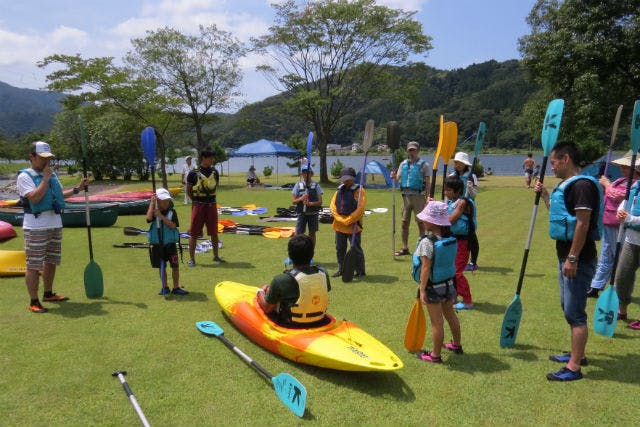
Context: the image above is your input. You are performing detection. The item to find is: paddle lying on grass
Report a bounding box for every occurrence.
[343,119,374,283]
[80,119,103,298]
[500,98,565,348]
[124,226,198,240]
[114,242,189,249]
[594,100,640,337]
[599,105,623,177]
[141,126,166,297]
[196,321,307,418]
[112,371,151,427]
[387,121,400,259]
[440,121,458,199]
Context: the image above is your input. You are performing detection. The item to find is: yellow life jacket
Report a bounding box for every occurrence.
[191,169,217,198]
[288,268,329,324]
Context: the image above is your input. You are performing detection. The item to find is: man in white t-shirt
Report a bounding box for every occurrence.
[181,156,195,204]
[17,141,88,313]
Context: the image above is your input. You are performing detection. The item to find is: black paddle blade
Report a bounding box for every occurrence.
[387,121,400,151]
[342,249,356,283]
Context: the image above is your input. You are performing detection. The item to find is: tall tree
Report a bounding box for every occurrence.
[254,0,432,182]
[519,0,640,158]
[126,25,245,151]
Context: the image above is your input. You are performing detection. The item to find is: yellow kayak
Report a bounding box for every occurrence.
[0,250,26,276]
[214,281,403,372]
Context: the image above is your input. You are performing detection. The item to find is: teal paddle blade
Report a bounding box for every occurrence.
[84,260,104,298]
[500,294,522,348]
[594,285,619,337]
[196,320,224,337]
[541,99,565,155]
[272,373,307,418]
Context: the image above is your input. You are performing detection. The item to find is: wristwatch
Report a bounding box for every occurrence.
[567,254,578,263]
[72,187,79,194]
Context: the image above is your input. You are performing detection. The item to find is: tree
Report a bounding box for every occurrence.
[254,0,432,182]
[519,0,640,159]
[126,25,245,151]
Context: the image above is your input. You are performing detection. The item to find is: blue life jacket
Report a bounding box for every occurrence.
[400,159,426,191]
[627,181,640,231]
[294,181,320,213]
[147,210,180,244]
[335,184,358,215]
[19,168,65,215]
[447,197,476,237]
[412,235,457,285]
[549,175,603,241]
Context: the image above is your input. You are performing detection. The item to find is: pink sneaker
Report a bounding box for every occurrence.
[628,320,640,330]
[444,341,464,354]
[417,350,442,363]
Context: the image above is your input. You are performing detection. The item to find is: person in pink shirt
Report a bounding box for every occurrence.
[587,154,637,299]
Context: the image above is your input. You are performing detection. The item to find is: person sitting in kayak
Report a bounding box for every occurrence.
[256,234,331,327]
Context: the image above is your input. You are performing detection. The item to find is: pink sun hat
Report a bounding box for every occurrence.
[417,201,450,226]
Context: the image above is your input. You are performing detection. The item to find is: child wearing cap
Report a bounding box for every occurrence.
[292,164,323,247]
[414,200,462,363]
[147,188,187,296]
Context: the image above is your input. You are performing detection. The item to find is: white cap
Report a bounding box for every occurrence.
[33,141,55,158]
[156,188,172,200]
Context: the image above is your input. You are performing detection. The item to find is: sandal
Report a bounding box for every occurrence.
[395,248,410,256]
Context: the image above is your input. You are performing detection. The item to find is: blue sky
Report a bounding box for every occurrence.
[0,0,536,107]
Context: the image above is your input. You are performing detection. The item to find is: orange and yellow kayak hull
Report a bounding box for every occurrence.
[214,281,403,371]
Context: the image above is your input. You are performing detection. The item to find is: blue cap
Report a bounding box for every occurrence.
[301,164,313,173]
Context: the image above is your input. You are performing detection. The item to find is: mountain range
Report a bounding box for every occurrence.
[0,81,64,137]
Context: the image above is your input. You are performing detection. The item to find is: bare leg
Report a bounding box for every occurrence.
[189,236,196,262]
[425,302,444,357]
[442,300,461,345]
[26,270,40,300]
[401,220,410,250]
[568,324,588,371]
[42,263,56,293]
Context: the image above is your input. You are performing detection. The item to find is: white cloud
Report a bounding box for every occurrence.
[375,0,427,12]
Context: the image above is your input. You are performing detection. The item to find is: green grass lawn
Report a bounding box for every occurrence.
[1,174,639,426]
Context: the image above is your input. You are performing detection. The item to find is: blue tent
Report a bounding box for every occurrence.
[356,160,393,188]
[229,139,301,183]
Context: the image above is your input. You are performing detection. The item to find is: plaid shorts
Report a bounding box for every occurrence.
[24,228,63,271]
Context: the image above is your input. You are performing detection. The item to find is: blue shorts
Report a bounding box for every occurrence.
[557,258,596,326]
[295,214,319,234]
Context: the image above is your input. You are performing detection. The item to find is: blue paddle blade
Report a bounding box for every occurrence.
[474,122,486,158]
[141,127,156,165]
[231,210,247,216]
[251,207,268,214]
[272,373,307,418]
[306,131,313,162]
[500,294,522,348]
[593,285,619,337]
[541,99,564,156]
[631,100,640,152]
[196,320,225,337]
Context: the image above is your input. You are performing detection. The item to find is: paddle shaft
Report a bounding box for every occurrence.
[601,105,624,177]
[215,332,273,379]
[112,371,151,427]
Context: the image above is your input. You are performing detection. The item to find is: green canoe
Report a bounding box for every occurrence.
[0,204,119,227]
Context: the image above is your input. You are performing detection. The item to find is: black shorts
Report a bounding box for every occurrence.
[426,279,457,304]
[149,244,179,269]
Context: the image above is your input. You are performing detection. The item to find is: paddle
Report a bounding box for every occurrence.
[112,371,151,427]
[387,121,400,259]
[303,131,313,213]
[500,98,565,347]
[429,115,445,198]
[123,226,199,240]
[195,321,307,418]
[594,100,640,337]
[440,121,458,200]
[141,126,166,296]
[599,105,623,177]
[466,122,486,199]
[343,119,374,283]
[404,289,426,352]
[80,119,103,299]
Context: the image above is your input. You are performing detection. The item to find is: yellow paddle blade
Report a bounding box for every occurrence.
[242,204,257,210]
[441,121,459,163]
[433,115,445,169]
[280,228,295,238]
[263,231,281,239]
[218,223,225,233]
[404,299,426,352]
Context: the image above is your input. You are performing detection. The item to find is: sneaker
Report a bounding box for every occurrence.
[187,260,196,267]
[464,263,478,272]
[444,341,464,354]
[628,320,640,330]
[454,301,474,310]
[29,302,48,313]
[158,287,171,296]
[353,272,366,278]
[417,350,442,363]
[546,366,583,381]
[586,288,600,298]
[549,352,588,366]
[213,256,226,263]
[332,271,342,278]
[43,293,69,302]
[171,287,189,295]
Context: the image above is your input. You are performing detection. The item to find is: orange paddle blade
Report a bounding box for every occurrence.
[441,121,459,163]
[404,299,426,352]
[279,228,295,238]
[218,219,238,228]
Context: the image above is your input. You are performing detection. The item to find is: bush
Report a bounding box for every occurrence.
[330,159,344,178]
[263,166,273,177]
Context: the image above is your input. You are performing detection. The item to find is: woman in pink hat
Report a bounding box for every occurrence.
[414,200,463,363]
